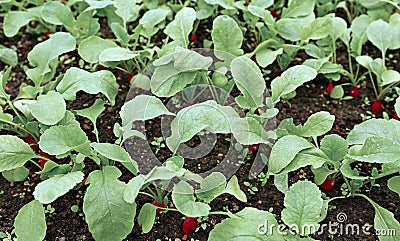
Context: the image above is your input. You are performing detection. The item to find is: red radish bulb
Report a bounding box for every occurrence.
[152,201,166,216]
[350,85,360,98]
[190,34,198,42]
[371,100,384,114]
[321,177,335,191]
[82,177,87,186]
[44,30,52,39]
[248,144,259,152]
[326,82,334,94]
[127,73,134,84]
[23,136,38,152]
[393,111,400,120]
[97,65,106,70]
[38,150,50,168]
[182,217,198,234]
[271,10,281,19]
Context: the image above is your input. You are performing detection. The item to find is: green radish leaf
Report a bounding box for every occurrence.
[395,97,400,115]
[164,7,196,47]
[271,65,317,104]
[347,119,400,145]
[172,181,211,217]
[99,47,138,62]
[91,143,135,165]
[347,137,400,163]
[166,101,237,152]
[212,15,243,61]
[312,166,336,185]
[26,91,66,125]
[56,67,118,105]
[301,16,332,41]
[388,176,400,196]
[274,173,289,194]
[124,174,146,203]
[330,17,347,41]
[113,0,140,27]
[196,0,213,20]
[277,148,329,175]
[330,85,344,99]
[281,0,315,18]
[275,16,314,42]
[4,11,36,37]
[231,117,275,145]
[14,200,46,241]
[204,0,235,9]
[389,13,400,50]
[40,1,75,29]
[256,48,283,68]
[196,172,226,203]
[84,0,114,12]
[150,69,195,97]
[121,95,174,126]
[381,70,400,86]
[224,175,247,202]
[356,55,373,70]
[2,166,29,182]
[75,11,100,40]
[301,111,335,137]
[138,203,157,233]
[139,9,171,39]
[0,46,18,66]
[362,195,400,241]
[150,50,212,97]
[39,125,89,156]
[0,68,11,99]
[209,218,269,241]
[78,36,118,63]
[268,135,313,174]
[209,207,284,241]
[0,135,36,172]
[110,22,130,45]
[26,32,76,85]
[33,171,84,204]
[281,180,323,236]
[83,166,136,241]
[320,134,348,162]
[75,99,106,137]
[231,56,265,108]
[367,19,392,55]
[145,166,180,183]
[350,15,373,56]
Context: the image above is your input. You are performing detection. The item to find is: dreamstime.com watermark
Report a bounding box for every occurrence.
[257,213,396,237]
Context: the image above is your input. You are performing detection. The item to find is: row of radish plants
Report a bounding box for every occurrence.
[0,0,400,240]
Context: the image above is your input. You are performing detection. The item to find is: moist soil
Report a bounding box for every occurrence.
[1,15,400,241]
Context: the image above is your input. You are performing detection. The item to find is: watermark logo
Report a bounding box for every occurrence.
[257,212,396,237]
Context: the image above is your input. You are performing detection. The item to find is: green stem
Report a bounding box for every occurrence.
[327,196,346,203]
[139,191,157,200]
[209,211,230,216]
[342,176,353,196]
[7,100,26,126]
[29,160,43,170]
[1,119,36,141]
[368,71,379,98]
